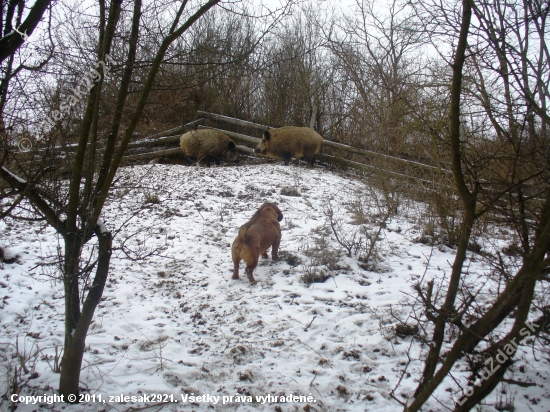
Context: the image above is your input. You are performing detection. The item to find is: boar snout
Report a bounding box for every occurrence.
[226,151,239,162]
[254,143,265,153]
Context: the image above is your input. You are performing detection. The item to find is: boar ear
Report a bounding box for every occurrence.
[263,130,271,140]
[228,141,235,150]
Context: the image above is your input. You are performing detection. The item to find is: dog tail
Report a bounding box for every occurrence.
[236,204,268,239]
[237,215,260,239]
[237,223,251,239]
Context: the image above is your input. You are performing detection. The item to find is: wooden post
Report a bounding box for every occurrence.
[309,105,317,129]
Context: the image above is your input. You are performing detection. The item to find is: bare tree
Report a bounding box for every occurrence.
[0,0,223,400]
[255,6,332,129]
[406,0,550,410]
[325,0,429,158]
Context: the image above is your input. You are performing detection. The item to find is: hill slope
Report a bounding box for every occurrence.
[1,163,548,411]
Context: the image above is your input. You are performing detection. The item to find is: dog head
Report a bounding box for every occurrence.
[259,202,283,222]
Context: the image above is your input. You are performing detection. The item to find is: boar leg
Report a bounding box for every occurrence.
[283,153,291,165]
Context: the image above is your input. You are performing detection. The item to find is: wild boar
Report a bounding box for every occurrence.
[254,126,323,165]
[179,129,238,166]
[231,202,283,284]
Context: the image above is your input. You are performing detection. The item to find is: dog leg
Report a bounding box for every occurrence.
[232,258,240,280]
[245,267,257,285]
[272,236,281,260]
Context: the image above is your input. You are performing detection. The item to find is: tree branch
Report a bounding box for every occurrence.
[0,0,52,63]
[0,166,66,234]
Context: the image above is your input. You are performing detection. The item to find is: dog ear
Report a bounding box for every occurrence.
[275,206,283,222]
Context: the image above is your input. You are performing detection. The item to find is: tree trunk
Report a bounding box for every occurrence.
[413,0,475,399]
[63,233,82,332]
[59,229,112,400]
[59,234,85,399]
[58,336,86,401]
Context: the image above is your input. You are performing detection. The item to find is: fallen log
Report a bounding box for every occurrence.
[197,125,262,146]
[141,118,205,140]
[128,119,205,149]
[197,111,269,131]
[235,145,273,159]
[116,139,436,187]
[315,153,434,184]
[127,134,181,149]
[322,140,448,173]
[120,145,268,164]
[121,148,182,163]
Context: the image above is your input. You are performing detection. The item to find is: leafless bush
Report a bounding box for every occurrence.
[144,191,161,204]
[276,250,302,267]
[326,194,390,268]
[115,224,170,262]
[280,186,301,197]
[376,177,401,218]
[324,203,364,258]
[44,345,62,374]
[302,227,341,270]
[0,337,42,409]
[299,228,340,285]
[411,189,462,247]
[395,323,419,338]
[300,264,331,285]
[365,305,419,343]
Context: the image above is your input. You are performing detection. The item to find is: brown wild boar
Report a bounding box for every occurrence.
[179,129,238,166]
[231,202,283,284]
[254,126,323,165]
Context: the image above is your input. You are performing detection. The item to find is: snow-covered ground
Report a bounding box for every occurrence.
[1,163,548,411]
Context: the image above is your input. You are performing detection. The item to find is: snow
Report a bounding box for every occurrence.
[96,217,108,234]
[0,163,548,411]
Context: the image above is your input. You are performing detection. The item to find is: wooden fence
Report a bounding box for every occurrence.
[119,111,452,188]
[15,112,452,189]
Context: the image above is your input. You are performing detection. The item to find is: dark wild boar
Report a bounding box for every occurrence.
[179,129,238,166]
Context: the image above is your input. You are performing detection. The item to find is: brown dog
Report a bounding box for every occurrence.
[231,202,283,284]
